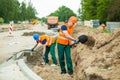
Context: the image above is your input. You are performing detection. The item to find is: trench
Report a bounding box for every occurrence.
[6,45,74,80]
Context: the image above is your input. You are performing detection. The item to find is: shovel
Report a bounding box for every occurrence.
[70,35,95,48]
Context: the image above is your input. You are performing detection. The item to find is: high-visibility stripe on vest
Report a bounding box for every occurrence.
[56,23,74,45]
[38,35,55,46]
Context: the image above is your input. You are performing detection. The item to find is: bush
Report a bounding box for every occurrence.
[0,17,4,24]
[103,29,111,34]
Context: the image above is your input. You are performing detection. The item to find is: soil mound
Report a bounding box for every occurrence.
[73,26,120,80]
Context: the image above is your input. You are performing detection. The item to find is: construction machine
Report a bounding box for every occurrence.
[31,19,39,25]
[47,16,58,29]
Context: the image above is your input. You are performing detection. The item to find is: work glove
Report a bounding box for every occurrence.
[73,39,79,44]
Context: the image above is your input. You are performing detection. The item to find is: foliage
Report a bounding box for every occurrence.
[80,0,99,20]
[48,6,76,22]
[107,0,120,21]
[0,0,19,22]
[0,0,37,23]
[80,0,120,22]
[97,0,113,22]
[103,29,111,34]
[19,2,27,21]
[0,17,4,23]
[41,17,47,23]
[26,3,37,21]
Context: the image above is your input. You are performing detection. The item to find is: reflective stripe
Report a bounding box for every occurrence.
[49,36,52,46]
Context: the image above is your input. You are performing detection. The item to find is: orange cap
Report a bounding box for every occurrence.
[69,16,77,24]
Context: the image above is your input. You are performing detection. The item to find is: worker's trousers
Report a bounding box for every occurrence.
[44,42,57,65]
[57,43,73,74]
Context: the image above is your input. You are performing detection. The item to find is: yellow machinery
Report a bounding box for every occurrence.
[31,19,39,25]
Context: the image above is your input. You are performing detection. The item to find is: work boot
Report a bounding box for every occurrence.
[61,72,66,74]
[41,62,49,65]
[68,73,73,77]
[41,62,45,65]
[50,64,57,67]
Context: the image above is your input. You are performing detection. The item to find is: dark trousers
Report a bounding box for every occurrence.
[44,42,57,65]
[57,43,73,74]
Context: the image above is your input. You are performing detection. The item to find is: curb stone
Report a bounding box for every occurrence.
[17,59,43,80]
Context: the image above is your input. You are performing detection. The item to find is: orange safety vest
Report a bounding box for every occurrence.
[56,23,74,45]
[38,35,55,46]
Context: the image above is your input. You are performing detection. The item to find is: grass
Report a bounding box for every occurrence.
[103,29,112,34]
[90,27,112,34]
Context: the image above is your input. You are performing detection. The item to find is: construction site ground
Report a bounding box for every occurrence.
[0,23,120,80]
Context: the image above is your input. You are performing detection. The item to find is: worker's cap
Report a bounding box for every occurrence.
[68,16,77,24]
[33,34,39,41]
[78,35,88,43]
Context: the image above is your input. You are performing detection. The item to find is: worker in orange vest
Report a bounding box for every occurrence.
[32,34,57,66]
[56,16,78,75]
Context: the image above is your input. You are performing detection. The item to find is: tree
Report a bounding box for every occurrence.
[19,2,27,21]
[107,0,120,21]
[80,0,120,22]
[0,0,20,22]
[77,7,82,20]
[49,6,76,22]
[12,0,20,23]
[81,0,99,20]
[26,3,37,21]
[41,17,47,22]
[0,0,37,23]
[97,0,113,22]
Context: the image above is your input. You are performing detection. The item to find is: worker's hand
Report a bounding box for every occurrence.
[74,39,79,44]
[31,48,34,51]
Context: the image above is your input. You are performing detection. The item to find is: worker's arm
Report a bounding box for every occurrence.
[62,30,75,41]
[31,41,39,51]
[42,45,46,54]
[61,25,75,41]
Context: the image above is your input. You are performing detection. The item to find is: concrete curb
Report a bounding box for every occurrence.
[17,59,43,80]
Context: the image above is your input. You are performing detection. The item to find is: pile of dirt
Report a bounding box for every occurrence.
[22,31,45,36]
[32,65,73,80]
[73,26,120,80]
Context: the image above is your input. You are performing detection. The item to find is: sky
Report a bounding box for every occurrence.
[19,0,81,18]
